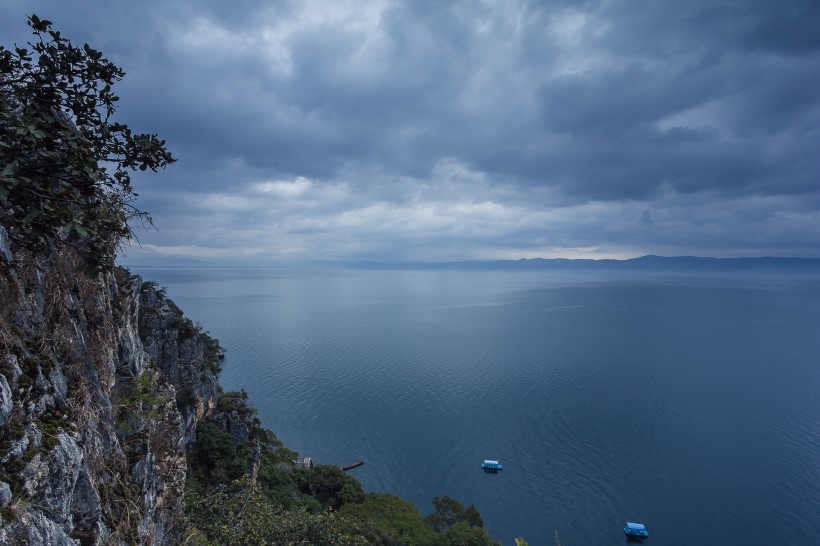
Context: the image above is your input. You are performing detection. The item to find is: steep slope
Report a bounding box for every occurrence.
[0,225,219,545]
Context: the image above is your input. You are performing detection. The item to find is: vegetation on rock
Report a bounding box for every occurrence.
[0,14,174,273]
[183,477,368,546]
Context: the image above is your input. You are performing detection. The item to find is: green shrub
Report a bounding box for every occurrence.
[292,465,364,510]
[217,390,254,414]
[187,421,247,490]
[0,15,174,273]
[185,477,367,546]
[339,493,439,546]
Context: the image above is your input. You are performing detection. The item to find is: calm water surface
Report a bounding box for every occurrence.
[133,268,820,545]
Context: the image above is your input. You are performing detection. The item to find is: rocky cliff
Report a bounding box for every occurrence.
[0,225,221,545]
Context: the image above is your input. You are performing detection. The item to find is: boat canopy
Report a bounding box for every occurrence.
[483,460,499,465]
[626,523,646,530]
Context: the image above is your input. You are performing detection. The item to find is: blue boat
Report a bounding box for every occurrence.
[623,522,649,539]
[481,460,503,473]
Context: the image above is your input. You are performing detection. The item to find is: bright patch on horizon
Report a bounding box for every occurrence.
[254,177,313,197]
[139,244,263,258]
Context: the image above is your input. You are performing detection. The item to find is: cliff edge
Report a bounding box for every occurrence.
[0,225,219,545]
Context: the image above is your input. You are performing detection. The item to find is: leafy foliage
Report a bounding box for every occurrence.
[0,14,174,272]
[292,464,365,510]
[201,330,223,373]
[185,477,368,546]
[186,417,298,504]
[115,370,170,433]
[187,421,249,490]
[424,495,498,546]
[339,493,499,546]
[438,522,499,546]
[338,493,439,546]
[216,390,253,414]
[425,495,484,533]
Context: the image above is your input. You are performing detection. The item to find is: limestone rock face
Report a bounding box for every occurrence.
[0,483,10,507]
[0,376,11,428]
[0,242,221,544]
[0,226,11,262]
[211,393,256,444]
[138,290,220,447]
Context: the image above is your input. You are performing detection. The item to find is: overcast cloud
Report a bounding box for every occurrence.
[3,0,819,263]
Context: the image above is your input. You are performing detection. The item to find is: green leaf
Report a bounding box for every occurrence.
[64,220,89,237]
[23,208,41,223]
[1,161,18,177]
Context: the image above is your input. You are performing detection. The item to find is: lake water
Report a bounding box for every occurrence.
[132,267,820,545]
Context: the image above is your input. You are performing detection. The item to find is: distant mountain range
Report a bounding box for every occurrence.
[124,255,820,272]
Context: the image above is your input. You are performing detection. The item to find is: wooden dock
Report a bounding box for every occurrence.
[341,460,364,471]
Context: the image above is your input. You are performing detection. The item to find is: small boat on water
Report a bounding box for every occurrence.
[481,460,503,473]
[341,460,364,471]
[623,522,649,539]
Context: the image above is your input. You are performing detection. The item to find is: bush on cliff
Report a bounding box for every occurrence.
[0,14,174,272]
[338,493,439,545]
[339,493,500,546]
[292,464,365,510]
[184,477,368,546]
[186,416,302,507]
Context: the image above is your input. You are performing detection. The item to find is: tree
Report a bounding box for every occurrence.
[185,477,368,546]
[340,493,502,546]
[441,522,499,546]
[187,421,248,490]
[425,495,484,533]
[0,14,174,272]
[338,492,439,546]
[293,465,364,509]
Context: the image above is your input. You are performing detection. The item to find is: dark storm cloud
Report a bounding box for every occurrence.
[2,0,818,261]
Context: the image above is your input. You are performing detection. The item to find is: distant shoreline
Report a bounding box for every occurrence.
[122,254,820,272]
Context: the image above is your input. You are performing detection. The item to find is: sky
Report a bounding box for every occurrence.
[3,0,819,264]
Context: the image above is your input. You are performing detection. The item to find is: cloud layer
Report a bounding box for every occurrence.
[3,0,819,262]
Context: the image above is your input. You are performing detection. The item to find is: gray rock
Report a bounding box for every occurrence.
[70,464,101,537]
[2,423,43,464]
[250,441,262,483]
[0,225,11,262]
[0,238,224,545]
[1,512,76,545]
[132,450,160,542]
[0,481,11,507]
[0,375,12,427]
[47,366,69,406]
[22,432,83,526]
[12,510,77,546]
[4,353,21,384]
